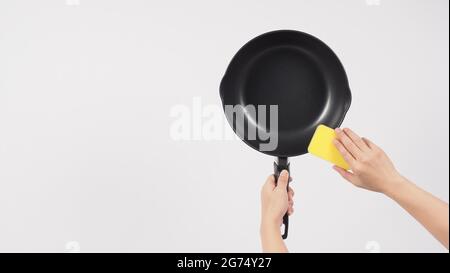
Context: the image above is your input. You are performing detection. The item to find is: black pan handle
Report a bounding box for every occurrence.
[273,157,290,240]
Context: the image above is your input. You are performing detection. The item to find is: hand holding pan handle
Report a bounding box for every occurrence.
[273,157,290,240]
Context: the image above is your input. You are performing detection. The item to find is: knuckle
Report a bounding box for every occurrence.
[341,137,350,145]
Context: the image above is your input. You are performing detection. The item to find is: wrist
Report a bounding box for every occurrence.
[260,218,288,253]
[382,175,408,197]
[261,217,281,233]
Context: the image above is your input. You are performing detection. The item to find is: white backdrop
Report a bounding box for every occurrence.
[0,0,448,252]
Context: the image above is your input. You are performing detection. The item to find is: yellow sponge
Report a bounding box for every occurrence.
[308,124,350,170]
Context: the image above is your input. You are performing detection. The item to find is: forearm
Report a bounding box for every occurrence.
[260,220,288,253]
[385,177,449,249]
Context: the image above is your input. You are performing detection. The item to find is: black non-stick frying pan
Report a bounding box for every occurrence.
[220,30,351,239]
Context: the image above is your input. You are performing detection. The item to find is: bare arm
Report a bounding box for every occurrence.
[260,171,294,253]
[385,178,449,249]
[333,128,449,249]
[260,221,288,253]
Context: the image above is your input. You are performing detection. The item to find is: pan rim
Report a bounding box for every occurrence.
[220,29,352,158]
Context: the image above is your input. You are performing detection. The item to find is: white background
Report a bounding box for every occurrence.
[0,0,448,252]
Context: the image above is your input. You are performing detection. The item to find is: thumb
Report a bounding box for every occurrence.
[333,165,355,184]
[276,170,289,190]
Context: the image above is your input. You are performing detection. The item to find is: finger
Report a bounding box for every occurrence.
[288,200,294,214]
[275,170,289,190]
[362,137,379,150]
[333,165,356,184]
[288,195,294,215]
[288,207,294,216]
[288,186,294,197]
[333,139,356,166]
[343,128,370,152]
[335,128,363,160]
[288,188,294,215]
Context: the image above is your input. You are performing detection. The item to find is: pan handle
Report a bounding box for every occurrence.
[274,157,290,240]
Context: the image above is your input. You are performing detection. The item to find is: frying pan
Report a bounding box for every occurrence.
[219,30,351,239]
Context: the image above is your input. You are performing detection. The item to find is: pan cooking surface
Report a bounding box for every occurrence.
[243,46,328,133]
[220,30,351,157]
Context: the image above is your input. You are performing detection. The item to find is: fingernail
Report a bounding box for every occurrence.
[280,170,289,178]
